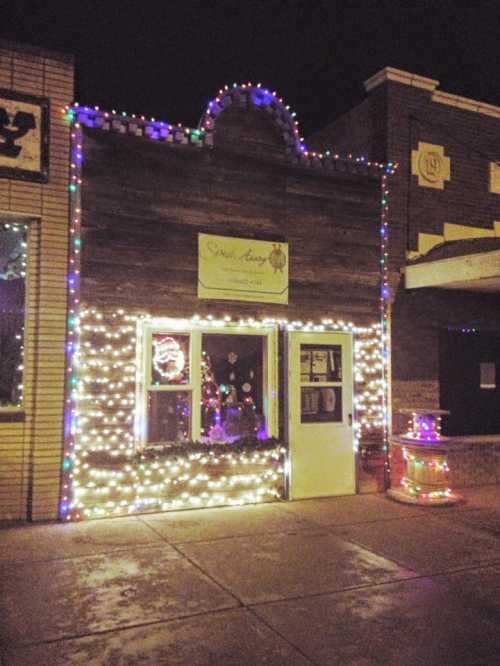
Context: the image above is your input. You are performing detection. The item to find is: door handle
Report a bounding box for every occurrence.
[348,413,352,426]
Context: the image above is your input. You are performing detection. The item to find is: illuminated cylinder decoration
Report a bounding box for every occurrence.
[387,409,462,506]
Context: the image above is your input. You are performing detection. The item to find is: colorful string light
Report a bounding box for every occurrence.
[65,82,395,173]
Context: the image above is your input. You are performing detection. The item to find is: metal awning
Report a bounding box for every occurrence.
[405,238,500,293]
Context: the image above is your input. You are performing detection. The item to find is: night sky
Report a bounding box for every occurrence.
[2,0,500,136]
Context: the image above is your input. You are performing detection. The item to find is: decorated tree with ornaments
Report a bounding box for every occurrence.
[200,351,224,441]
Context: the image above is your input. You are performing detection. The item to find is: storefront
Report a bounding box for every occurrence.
[60,85,393,520]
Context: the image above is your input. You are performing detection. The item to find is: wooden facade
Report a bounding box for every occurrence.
[58,89,390,518]
[1,46,389,521]
[0,41,73,520]
[80,106,382,323]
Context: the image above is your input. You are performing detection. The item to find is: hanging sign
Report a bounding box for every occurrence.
[0,89,49,183]
[198,233,289,304]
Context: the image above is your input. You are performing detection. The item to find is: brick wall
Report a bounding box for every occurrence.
[385,81,500,264]
[0,41,73,520]
[309,71,500,429]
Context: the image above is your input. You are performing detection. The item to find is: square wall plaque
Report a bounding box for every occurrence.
[0,89,49,183]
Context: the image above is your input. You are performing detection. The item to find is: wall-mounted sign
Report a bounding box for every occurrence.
[0,89,49,183]
[411,141,450,190]
[198,233,289,304]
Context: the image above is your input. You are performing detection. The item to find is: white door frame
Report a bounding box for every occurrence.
[286,329,355,499]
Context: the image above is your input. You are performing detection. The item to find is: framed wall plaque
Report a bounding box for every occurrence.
[0,89,50,183]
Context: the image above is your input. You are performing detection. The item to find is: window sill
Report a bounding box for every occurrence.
[0,410,25,423]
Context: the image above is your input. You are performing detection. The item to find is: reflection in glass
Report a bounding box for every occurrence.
[480,362,496,389]
[0,224,26,407]
[151,334,190,386]
[301,386,342,423]
[200,334,266,443]
[147,391,191,443]
[300,344,342,383]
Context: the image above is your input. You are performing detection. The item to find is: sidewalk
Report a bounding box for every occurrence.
[2,486,500,665]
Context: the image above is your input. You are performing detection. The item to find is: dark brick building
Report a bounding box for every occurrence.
[310,67,500,436]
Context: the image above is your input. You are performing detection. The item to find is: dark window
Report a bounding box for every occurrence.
[0,222,27,407]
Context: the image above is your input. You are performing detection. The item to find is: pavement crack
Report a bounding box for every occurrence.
[246,606,319,666]
[170,541,246,608]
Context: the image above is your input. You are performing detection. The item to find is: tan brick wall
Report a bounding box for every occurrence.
[0,41,73,520]
[391,379,440,433]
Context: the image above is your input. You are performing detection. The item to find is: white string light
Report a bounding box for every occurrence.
[64,308,386,520]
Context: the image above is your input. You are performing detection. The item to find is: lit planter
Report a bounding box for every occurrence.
[387,409,462,506]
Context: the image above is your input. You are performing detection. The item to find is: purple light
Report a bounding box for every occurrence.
[251,88,273,107]
[256,425,268,441]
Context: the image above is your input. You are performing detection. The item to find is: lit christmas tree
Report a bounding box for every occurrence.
[201,351,224,441]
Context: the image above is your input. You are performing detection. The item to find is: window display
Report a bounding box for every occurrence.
[141,327,271,447]
[151,334,189,385]
[147,391,191,443]
[201,334,266,443]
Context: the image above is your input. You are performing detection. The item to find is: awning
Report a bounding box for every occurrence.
[405,238,500,293]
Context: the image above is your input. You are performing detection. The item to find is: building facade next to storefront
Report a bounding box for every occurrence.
[0,41,73,521]
[310,67,500,437]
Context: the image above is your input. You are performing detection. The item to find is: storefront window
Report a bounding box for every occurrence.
[201,333,266,442]
[0,223,27,408]
[140,326,274,447]
[145,332,192,444]
[147,391,191,443]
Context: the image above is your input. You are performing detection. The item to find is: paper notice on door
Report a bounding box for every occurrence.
[312,350,327,374]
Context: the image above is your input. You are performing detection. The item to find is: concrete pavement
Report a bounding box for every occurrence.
[2,487,500,664]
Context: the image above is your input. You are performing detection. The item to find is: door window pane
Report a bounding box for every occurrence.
[301,386,342,423]
[200,333,266,442]
[0,224,26,407]
[480,362,496,389]
[147,391,191,443]
[151,334,190,386]
[300,344,342,382]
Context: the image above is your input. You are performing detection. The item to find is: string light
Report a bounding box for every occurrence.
[60,308,388,520]
[60,112,83,521]
[380,171,392,487]
[388,410,461,506]
[401,477,453,501]
[403,448,449,472]
[65,83,394,172]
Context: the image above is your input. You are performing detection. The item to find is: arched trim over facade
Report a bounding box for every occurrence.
[68,83,393,174]
[198,83,303,156]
